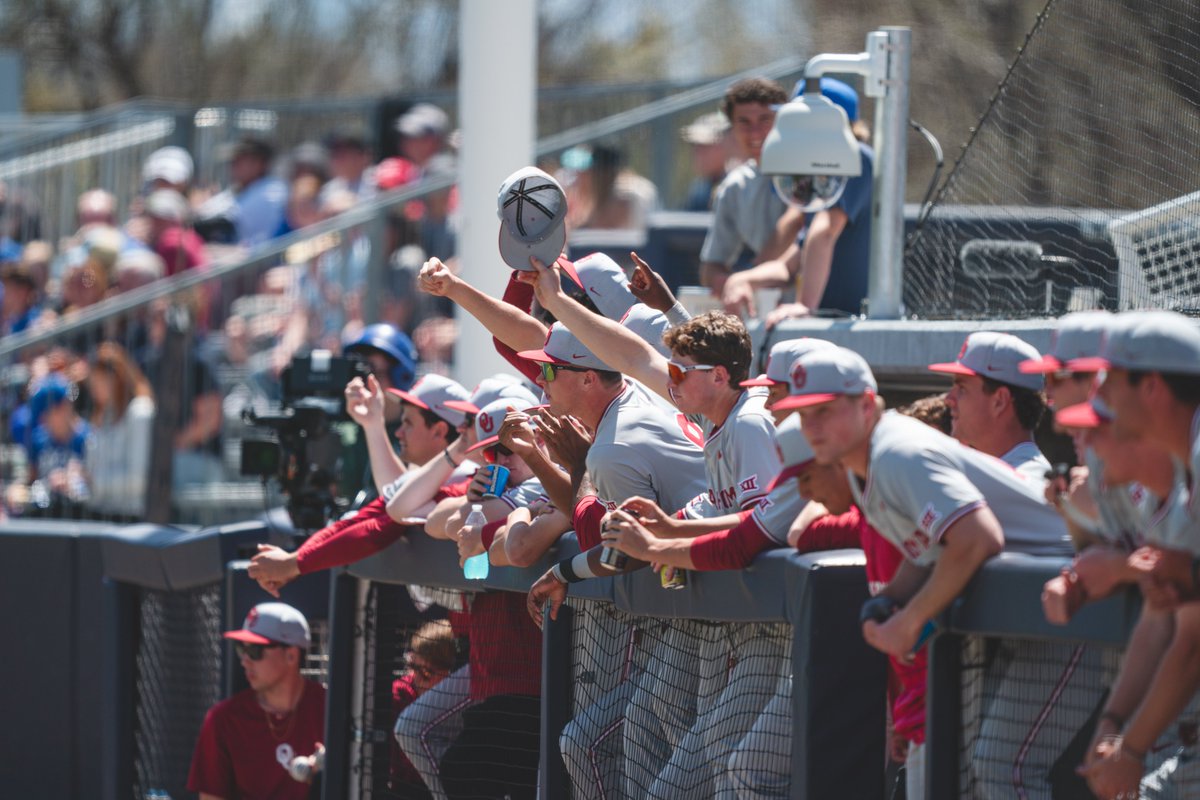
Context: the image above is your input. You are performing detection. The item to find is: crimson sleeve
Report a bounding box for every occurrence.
[494,273,542,384]
[796,506,866,553]
[480,518,505,551]
[187,706,233,797]
[435,477,473,502]
[689,510,775,571]
[572,495,608,551]
[294,497,409,574]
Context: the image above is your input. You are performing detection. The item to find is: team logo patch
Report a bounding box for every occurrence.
[276,743,295,768]
[919,503,941,534]
[957,339,969,360]
[790,362,808,390]
[246,608,259,627]
[479,413,495,433]
[740,475,759,493]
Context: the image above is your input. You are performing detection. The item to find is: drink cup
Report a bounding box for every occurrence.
[482,465,510,499]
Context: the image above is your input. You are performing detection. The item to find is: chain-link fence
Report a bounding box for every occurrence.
[904,0,1200,319]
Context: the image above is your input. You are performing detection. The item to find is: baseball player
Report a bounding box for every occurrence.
[1073,311,1200,800]
[928,331,1052,482]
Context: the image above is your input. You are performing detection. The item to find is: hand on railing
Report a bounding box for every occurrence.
[527,569,568,627]
[247,544,301,598]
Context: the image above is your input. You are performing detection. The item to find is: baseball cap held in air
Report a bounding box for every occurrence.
[497,167,569,271]
[771,346,877,411]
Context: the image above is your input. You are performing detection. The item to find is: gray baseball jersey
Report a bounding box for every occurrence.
[501,477,550,511]
[1000,441,1052,486]
[1142,460,1200,555]
[1082,447,1156,549]
[699,160,788,267]
[747,416,809,544]
[588,382,707,513]
[681,390,782,519]
[849,412,1071,566]
[1190,407,1200,516]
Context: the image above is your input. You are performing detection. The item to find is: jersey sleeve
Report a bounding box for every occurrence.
[689,510,776,571]
[874,444,987,566]
[295,497,408,574]
[572,495,608,551]
[747,471,807,545]
[187,705,235,798]
[501,478,549,510]
[795,507,866,553]
[699,178,742,266]
[492,272,542,384]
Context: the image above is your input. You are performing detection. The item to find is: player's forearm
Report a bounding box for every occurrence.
[505,509,571,568]
[898,529,999,628]
[663,512,747,538]
[1123,604,1200,754]
[726,259,791,289]
[362,420,405,492]
[385,451,460,521]
[700,261,731,292]
[1104,605,1174,722]
[755,207,806,264]
[522,448,573,513]
[540,291,668,392]
[449,277,547,352]
[797,233,836,310]
[643,536,698,570]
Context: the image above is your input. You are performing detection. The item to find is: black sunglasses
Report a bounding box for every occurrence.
[482,443,514,464]
[234,641,284,661]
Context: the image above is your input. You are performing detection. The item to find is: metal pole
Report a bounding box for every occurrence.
[867,27,910,319]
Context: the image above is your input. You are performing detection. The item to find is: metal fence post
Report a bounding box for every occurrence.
[539,604,575,800]
[322,571,359,800]
[925,631,963,799]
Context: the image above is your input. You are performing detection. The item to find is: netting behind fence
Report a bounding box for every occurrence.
[564,597,794,800]
[904,0,1200,319]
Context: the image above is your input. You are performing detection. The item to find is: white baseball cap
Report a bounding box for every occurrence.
[387,374,472,427]
[620,303,671,358]
[224,602,311,648]
[1071,310,1200,375]
[680,112,731,146]
[928,331,1044,391]
[445,374,538,416]
[142,146,194,186]
[772,346,878,410]
[742,337,837,387]
[497,167,573,279]
[574,252,637,320]
[1020,311,1112,374]
[465,396,541,453]
[517,323,614,373]
[775,415,816,469]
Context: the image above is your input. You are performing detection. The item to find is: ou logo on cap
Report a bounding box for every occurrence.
[957,339,970,360]
[480,413,495,433]
[790,362,808,390]
[246,608,259,627]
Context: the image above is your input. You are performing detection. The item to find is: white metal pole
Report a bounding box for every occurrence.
[454,0,538,388]
[867,27,911,319]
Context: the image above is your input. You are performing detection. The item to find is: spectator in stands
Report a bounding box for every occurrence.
[188,602,325,800]
[1,256,44,335]
[680,111,734,212]
[721,78,874,320]
[196,136,288,247]
[927,331,1050,481]
[144,189,207,277]
[390,620,456,799]
[697,77,790,294]
[14,374,90,515]
[321,129,376,203]
[561,143,659,231]
[112,248,166,294]
[142,146,194,194]
[396,103,451,172]
[84,342,155,519]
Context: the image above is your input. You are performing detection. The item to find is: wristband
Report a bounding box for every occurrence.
[664,301,690,326]
[554,552,598,584]
[550,563,569,584]
[443,448,460,468]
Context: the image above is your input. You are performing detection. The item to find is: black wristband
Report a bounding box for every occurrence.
[443,448,459,468]
[1099,710,1125,728]
[557,556,582,584]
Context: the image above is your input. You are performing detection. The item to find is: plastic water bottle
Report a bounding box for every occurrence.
[462,504,490,580]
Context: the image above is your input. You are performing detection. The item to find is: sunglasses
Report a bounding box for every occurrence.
[481,443,514,464]
[667,360,720,383]
[461,412,477,429]
[234,641,284,661]
[538,362,586,383]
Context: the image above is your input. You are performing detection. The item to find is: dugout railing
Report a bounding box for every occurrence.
[925,553,1141,800]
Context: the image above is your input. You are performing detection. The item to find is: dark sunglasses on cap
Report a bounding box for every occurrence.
[667,360,720,383]
[234,641,284,661]
[481,443,514,464]
[462,412,477,429]
[538,362,587,383]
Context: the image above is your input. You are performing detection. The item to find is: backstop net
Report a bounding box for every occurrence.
[903,0,1200,319]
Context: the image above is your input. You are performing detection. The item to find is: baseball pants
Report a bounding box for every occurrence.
[394,663,475,800]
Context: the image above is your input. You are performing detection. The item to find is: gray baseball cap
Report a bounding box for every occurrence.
[620,303,671,358]
[742,337,837,387]
[445,374,539,415]
[517,322,614,373]
[574,252,637,320]
[929,331,1044,391]
[497,167,569,274]
[1071,310,1200,375]
[387,374,472,427]
[224,602,311,648]
[1020,311,1112,374]
[772,346,878,410]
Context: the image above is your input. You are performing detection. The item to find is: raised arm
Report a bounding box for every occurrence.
[520,257,672,401]
[385,432,474,521]
[344,375,406,491]
[418,257,548,352]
